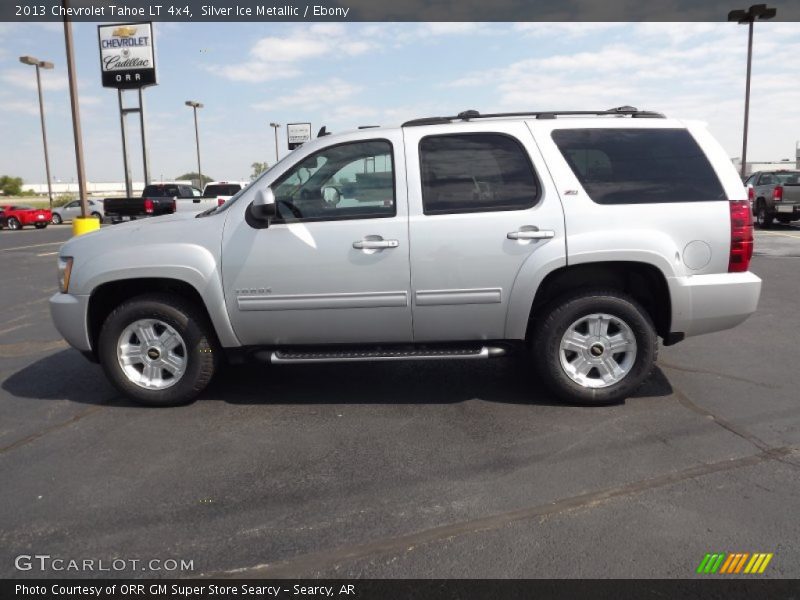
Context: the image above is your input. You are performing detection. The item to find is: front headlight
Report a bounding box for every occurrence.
[58,256,73,293]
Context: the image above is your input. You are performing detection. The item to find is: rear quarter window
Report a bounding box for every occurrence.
[551,128,726,204]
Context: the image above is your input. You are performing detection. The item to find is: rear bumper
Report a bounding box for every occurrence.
[774,203,800,216]
[669,272,761,338]
[49,293,92,352]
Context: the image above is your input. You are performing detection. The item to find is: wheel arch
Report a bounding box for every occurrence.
[86,277,238,360]
[524,261,673,342]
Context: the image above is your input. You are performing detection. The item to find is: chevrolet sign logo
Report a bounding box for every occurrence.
[112,26,138,38]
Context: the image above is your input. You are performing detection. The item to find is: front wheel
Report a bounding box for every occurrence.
[98,294,218,406]
[51,213,63,225]
[531,290,658,405]
[7,217,21,230]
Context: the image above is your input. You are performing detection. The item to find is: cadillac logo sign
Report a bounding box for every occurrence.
[98,22,157,89]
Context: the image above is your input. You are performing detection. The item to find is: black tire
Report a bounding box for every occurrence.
[51,213,63,225]
[98,293,218,406]
[34,222,47,229]
[755,201,773,228]
[531,290,658,405]
[7,217,21,231]
[777,216,792,225]
[91,212,102,220]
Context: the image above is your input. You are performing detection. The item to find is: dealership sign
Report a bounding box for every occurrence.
[287,123,312,150]
[98,22,157,89]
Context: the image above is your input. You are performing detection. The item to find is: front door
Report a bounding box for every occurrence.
[221,133,413,346]
[403,121,567,341]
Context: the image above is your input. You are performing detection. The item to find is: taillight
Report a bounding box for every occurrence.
[171,199,177,213]
[144,198,154,214]
[773,185,783,202]
[747,186,755,201]
[729,200,754,273]
[217,197,225,207]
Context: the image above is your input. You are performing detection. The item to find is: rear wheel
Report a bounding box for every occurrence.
[7,217,21,231]
[755,201,773,228]
[531,290,658,405]
[51,213,63,225]
[91,211,102,220]
[98,294,218,406]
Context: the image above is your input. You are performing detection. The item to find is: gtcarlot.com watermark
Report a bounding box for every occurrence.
[15,554,194,573]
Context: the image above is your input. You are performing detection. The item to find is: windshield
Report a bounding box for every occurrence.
[203,184,242,197]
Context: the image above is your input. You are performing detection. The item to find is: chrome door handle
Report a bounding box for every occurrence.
[353,239,399,250]
[507,229,555,240]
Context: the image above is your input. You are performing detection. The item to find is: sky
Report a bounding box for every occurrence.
[0,21,799,185]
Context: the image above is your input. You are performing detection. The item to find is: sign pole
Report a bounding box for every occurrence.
[138,88,151,186]
[118,89,133,198]
[63,0,88,218]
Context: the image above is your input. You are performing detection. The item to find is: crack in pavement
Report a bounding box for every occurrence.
[660,361,780,390]
[208,445,797,579]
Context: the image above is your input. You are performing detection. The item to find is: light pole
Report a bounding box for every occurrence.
[270,122,281,163]
[728,4,777,179]
[19,56,54,209]
[186,101,204,191]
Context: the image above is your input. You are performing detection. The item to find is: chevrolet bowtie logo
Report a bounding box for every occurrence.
[112,26,138,38]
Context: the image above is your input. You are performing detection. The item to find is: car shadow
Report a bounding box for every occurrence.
[3,348,674,408]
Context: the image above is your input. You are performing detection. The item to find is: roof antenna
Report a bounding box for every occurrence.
[317,126,330,137]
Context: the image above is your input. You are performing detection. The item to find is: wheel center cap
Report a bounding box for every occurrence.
[590,343,605,357]
[147,347,161,360]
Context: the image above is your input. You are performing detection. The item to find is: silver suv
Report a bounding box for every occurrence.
[50,107,761,407]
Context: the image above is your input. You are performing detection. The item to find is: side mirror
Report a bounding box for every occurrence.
[251,188,277,222]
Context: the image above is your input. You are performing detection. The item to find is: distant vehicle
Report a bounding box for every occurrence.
[103,183,216,223]
[202,181,249,207]
[0,205,51,230]
[744,170,800,227]
[51,199,104,224]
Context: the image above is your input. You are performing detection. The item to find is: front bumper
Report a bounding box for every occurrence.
[49,293,92,352]
[669,271,762,338]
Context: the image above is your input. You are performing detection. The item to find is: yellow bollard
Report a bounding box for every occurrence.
[72,216,101,237]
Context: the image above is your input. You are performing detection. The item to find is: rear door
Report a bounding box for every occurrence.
[403,121,567,341]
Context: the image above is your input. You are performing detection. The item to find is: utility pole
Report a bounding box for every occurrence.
[728,4,777,179]
[186,101,204,191]
[19,56,54,209]
[270,122,281,163]
[62,0,89,218]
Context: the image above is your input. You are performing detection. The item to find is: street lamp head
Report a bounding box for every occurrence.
[19,55,40,66]
[728,4,777,23]
[39,61,54,70]
[185,100,203,108]
[270,122,280,128]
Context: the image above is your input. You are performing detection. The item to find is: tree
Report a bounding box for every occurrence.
[175,172,213,187]
[250,162,269,181]
[0,175,24,196]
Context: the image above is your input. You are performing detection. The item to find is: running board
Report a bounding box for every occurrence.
[270,346,506,364]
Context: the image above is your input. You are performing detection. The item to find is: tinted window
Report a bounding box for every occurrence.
[204,184,242,197]
[143,185,180,197]
[419,134,539,215]
[272,140,395,222]
[552,128,726,204]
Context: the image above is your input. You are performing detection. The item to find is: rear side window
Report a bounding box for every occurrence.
[551,128,726,204]
[204,184,242,197]
[419,133,539,215]
[143,185,180,197]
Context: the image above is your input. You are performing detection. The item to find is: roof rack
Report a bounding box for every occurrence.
[401,106,665,127]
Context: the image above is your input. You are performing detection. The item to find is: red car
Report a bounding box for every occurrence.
[0,205,52,230]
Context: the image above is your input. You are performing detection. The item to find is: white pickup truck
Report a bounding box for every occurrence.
[51,107,761,407]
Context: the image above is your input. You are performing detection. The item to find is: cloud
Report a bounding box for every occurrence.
[209,26,375,83]
[2,101,41,116]
[252,79,362,111]
[0,69,69,92]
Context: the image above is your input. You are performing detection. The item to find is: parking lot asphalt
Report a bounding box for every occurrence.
[1,223,799,579]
